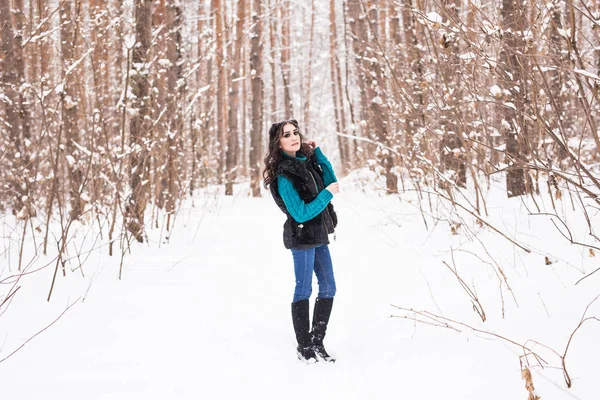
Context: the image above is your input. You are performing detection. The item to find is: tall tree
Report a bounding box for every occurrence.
[250,0,264,197]
[225,0,246,195]
[164,0,184,226]
[543,0,568,165]
[439,0,467,188]
[0,0,27,215]
[328,0,348,174]
[89,0,113,205]
[348,0,397,193]
[213,0,227,183]
[400,0,425,153]
[197,0,212,188]
[500,0,528,197]
[13,0,32,192]
[346,0,368,140]
[303,0,316,131]
[268,0,278,118]
[128,0,153,241]
[280,0,293,117]
[153,0,168,213]
[60,0,84,219]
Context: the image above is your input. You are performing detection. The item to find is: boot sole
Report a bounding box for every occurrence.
[315,353,336,363]
[297,351,318,364]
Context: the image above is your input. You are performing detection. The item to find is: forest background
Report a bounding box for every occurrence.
[1,0,600,397]
[3,0,600,244]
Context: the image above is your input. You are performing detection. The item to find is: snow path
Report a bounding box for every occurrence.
[0,185,595,399]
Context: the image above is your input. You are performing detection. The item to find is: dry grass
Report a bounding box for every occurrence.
[521,367,540,400]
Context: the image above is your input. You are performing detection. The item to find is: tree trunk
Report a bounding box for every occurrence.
[242,22,249,177]
[303,0,316,131]
[439,0,467,188]
[545,0,568,165]
[153,0,167,212]
[13,0,32,180]
[60,0,84,219]
[280,0,293,117]
[213,0,227,183]
[165,0,183,224]
[89,0,112,205]
[329,0,348,175]
[346,0,368,130]
[225,0,246,195]
[250,0,264,197]
[500,0,527,197]
[400,0,425,152]
[348,0,397,193]
[128,0,152,242]
[0,0,26,215]
[195,0,210,188]
[269,0,278,118]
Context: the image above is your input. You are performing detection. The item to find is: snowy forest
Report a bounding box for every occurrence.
[2,0,600,399]
[2,0,600,241]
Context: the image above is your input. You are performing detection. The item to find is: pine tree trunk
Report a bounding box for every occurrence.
[281,1,293,117]
[545,0,568,165]
[303,0,315,131]
[346,0,368,130]
[250,0,264,197]
[348,0,397,193]
[60,0,84,220]
[269,0,278,118]
[196,0,209,188]
[0,0,26,214]
[13,0,32,178]
[501,0,527,197]
[225,0,246,195]
[128,0,153,242]
[242,32,249,177]
[213,0,228,183]
[400,0,425,153]
[165,0,183,223]
[439,0,467,188]
[89,0,112,205]
[153,0,167,211]
[329,0,348,175]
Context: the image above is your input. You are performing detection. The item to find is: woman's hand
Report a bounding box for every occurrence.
[325,182,340,195]
[305,140,317,149]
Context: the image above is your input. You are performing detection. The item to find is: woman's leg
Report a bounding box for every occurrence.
[291,247,316,302]
[313,245,336,299]
[311,245,336,362]
[290,248,317,362]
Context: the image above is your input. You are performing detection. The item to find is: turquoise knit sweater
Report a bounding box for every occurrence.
[277,147,337,223]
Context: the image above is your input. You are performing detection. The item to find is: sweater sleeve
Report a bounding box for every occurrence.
[314,147,337,187]
[277,175,333,223]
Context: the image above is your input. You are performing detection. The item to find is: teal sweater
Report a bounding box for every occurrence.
[277,147,337,224]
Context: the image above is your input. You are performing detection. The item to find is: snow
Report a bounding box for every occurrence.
[425,12,443,27]
[1,171,599,399]
[490,84,502,98]
[573,69,600,82]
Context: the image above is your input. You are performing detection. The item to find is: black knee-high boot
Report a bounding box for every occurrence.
[291,299,317,363]
[311,297,335,362]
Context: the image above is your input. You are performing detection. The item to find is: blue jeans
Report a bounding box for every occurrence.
[291,245,336,302]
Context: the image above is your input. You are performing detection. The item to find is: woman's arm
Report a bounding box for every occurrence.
[313,147,337,187]
[278,175,333,223]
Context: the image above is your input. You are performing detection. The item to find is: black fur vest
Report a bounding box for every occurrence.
[270,151,338,249]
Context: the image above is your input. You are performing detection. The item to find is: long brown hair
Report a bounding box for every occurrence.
[263,119,313,188]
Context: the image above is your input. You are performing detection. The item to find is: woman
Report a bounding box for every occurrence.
[263,119,340,364]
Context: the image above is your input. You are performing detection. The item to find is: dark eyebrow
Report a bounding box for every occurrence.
[283,128,298,134]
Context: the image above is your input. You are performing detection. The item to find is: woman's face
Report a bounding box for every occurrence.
[279,123,301,157]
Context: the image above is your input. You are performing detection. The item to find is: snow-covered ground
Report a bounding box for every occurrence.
[1,171,598,399]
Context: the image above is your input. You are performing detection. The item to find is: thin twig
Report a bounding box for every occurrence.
[0,297,81,364]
